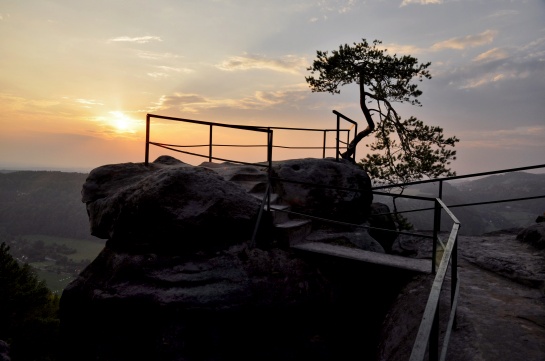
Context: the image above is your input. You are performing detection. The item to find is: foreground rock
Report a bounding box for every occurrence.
[61,156,395,361]
[81,156,261,253]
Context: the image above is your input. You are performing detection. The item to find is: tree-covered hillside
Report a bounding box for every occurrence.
[0,171,93,240]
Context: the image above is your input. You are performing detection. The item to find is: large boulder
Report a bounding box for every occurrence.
[270,158,372,224]
[82,155,261,253]
[61,156,389,360]
[368,202,398,253]
[60,244,337,361]
[517,222,545,250]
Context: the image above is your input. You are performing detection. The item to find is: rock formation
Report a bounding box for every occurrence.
[61,156,397,361]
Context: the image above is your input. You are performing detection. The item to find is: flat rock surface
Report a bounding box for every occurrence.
[381,229,545,361]
[446,231,545,361]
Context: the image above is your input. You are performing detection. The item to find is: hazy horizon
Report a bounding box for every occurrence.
[1,1,544,176]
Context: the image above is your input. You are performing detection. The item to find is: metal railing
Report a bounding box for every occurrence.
[371,163,545,361]
[145,112,356,165]
[143,111,545,361]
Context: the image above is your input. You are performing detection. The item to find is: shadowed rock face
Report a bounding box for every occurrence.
[82,156,261,253]
[271,158,373,224]
[61,156,394,361]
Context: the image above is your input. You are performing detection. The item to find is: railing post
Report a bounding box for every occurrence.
[353,122,357,160]
[430,305,440,361]
[432,199,440,274]
[452,234,458,328]
[209,125,213,162]
[336,113,340,161]
[323,130,327,158]
[145,114,150,165]
[267,128,273,212]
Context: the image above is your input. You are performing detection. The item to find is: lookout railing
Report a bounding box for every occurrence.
[143,111,545,361]
[144,112,357,166]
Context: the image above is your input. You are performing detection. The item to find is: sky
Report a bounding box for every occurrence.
[1,0,544,175]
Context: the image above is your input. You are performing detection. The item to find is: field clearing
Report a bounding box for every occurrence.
[23,234,105,261]
[33,267,74,294]
[23,234,105,292]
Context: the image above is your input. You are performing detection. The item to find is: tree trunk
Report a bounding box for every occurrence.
[340,75,375,161]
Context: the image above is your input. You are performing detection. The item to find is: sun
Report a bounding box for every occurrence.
[109,111,138,134]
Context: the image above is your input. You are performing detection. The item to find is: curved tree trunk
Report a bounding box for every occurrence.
[340,75,375,160]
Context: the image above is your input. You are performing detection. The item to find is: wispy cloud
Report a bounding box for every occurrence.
[443,37,545,89]
[431,30,497,51]
[147,66,194,79]
[150,85,309,114]
[108,36,163,44]
[460,126,545,149]
[136,50,183,60]
[75,98,104,106]
[318,0,357,14]
[216,54,308,74]
[473,48,509,63]
[400,0,443,7]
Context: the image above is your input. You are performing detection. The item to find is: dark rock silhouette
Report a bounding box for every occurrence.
[61,156,393,361]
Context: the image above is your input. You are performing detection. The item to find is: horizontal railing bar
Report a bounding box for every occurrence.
[446,194,545,208]
[151,142,343,150]
[151,143,269,168]
[372,164,545,190]
[148,113,272,133]
[274,207,435,239]
[384,194,545,216]
[409,223,459,361]
[148,113,352,134]
[440,271,460,361]
[270,176,366,194]
[373,190,437,202]
[332,110,357,126]
[267,126,351,132]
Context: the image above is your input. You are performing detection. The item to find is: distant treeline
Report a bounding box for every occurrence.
[0,171,94,240]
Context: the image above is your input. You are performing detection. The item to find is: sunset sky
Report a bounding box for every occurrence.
[1,0,544,175]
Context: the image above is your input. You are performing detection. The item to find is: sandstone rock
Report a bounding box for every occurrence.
[82,156,261,253]
[270,158,372,224]
[62,156,389,361]
[0,340,10,361]
[517,222,545,250]
[368,202,398,252]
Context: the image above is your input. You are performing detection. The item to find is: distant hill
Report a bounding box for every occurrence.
[373,171,545,236]
[1,169,543,241]
[0,171,93,239]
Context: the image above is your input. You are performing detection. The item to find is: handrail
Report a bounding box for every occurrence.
[333,110,358,161]
[145,113,353,164]
[144,112,544,361]
[372,163,545,190]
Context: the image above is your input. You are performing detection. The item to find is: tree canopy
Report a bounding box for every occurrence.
[306,39,459,185]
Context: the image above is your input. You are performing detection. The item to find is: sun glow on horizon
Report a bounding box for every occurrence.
[109,111,138,134]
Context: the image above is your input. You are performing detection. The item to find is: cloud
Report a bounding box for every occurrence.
[147,66,194,79]
[460,126,545,149]
[216,54,308,74]
[108,36,163,44]
[75,98,104,106]
[379,43,424,56]
[400,0,443,6]
[431,30,497,51]
[136,51,183,60]
[150,85,309,114]
[442,37,545,89]
[317,0,356,14]
[473,48,509,63]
